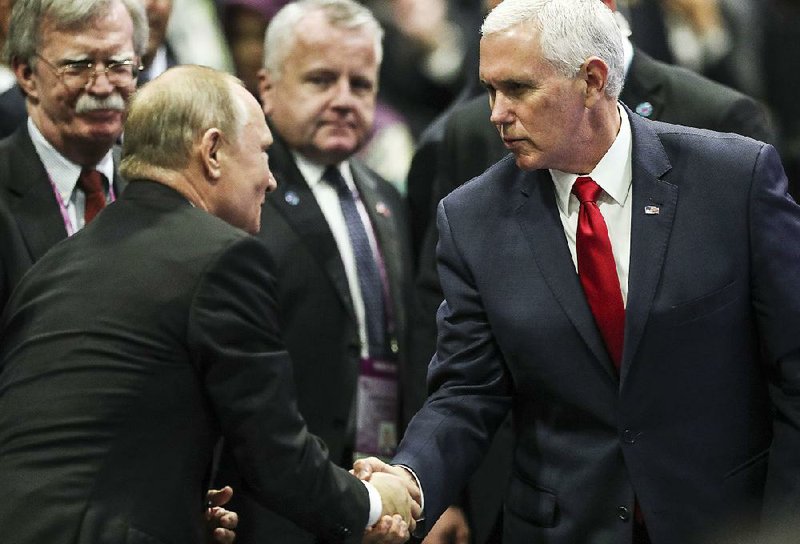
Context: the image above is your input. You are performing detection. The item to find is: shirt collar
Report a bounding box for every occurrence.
[550,103,633,213]
[292,151,354,189]
[27,117,115,203]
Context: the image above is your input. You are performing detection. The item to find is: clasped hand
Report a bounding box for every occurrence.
[352,457,422,544]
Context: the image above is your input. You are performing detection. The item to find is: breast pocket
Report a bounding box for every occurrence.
[652,280,740,327]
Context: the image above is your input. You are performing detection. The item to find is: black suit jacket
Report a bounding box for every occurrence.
[0,85,26,140]
[0,181,371,544]
[0,124,126,310]
[397,111,800,544]
[217,133,422,543]
[410,48,778,544]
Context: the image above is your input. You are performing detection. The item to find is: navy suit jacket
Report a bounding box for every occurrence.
[395,109,800,544]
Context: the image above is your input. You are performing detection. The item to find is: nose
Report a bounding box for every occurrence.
[266,171,277,193]
[330,79,357,109]
[84,67,115,94]
[489,92,513,126]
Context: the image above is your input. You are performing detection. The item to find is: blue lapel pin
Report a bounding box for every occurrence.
[635,101,654,118]
[644,205,660,215]
[284,190,300,206]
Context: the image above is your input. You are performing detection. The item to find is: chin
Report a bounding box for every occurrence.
[82,123,124,142]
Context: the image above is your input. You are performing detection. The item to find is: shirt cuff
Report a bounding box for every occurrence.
[394,464,425,513]
[362,480,383,527]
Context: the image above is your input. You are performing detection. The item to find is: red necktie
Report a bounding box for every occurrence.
[77,168,106,224]
[572,176,625,369]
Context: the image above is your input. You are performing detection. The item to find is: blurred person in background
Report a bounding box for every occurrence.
[165,0,233,72]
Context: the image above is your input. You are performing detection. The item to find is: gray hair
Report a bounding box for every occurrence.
[4,0,148,65]
[481,0,624,98]
[120,65,248,176]
[263,0,383,78]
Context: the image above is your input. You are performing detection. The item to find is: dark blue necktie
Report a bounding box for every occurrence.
[324,166,388,358]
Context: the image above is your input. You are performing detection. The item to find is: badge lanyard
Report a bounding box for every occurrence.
[49,175,116,236]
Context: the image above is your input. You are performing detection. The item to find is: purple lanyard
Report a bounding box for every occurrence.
[49,174,116,236]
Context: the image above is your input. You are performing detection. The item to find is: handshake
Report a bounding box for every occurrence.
[352,457,422,544]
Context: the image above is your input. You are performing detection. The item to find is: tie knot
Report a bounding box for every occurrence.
[78,168,105,196]
[572,176,602,204]
[323,165,348,194]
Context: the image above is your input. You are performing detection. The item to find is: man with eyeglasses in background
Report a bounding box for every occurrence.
[0,0,144,311]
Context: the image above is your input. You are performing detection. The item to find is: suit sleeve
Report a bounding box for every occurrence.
[186,235,369,543]
[718,94,777,146]
[748,144,800,520]
[393,199,513,529]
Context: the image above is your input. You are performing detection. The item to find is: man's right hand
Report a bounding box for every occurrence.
[353,456,422,507]
[368,471,421,529]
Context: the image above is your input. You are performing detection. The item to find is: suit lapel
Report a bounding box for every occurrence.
[514,168,618,382]
[3,127,69,262]
[266,137,357,323]
[619,108,676,385]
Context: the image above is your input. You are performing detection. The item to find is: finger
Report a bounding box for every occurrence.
[216,509,239,530]
[410,501,422,521]
[206,486,234,507]
[212,527,236,544]
[353,456,385,479]
[390,514,410,543]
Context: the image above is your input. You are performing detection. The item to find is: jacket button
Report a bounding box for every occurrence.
[622,429,636,444]
[618,506,631,521]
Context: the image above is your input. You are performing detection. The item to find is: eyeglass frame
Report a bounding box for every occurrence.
[32,53,144,90]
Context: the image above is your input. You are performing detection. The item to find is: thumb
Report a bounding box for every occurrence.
[206,486,234,507]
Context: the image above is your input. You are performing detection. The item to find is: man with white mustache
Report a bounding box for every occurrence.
[0,0,141,311]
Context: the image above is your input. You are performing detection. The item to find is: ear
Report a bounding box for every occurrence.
[257,68,274,117]
[199,128,223,182]
[12,57,37,99]
[581,57,610,108]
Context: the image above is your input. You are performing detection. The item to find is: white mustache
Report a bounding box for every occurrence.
[75,93,126,114]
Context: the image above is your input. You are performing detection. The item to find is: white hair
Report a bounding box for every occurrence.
[481,0,624,98]
[263,0,383,79]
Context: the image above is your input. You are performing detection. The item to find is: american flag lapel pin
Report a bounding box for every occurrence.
[644,205,660,215]
[375,202,391,218]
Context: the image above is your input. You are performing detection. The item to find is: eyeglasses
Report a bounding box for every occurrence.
[34,53,143,90]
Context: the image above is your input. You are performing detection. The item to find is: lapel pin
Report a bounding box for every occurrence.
[644,205,660,215]
[284,190,300,206]
[375,202,391,218]
[635,101,654,118]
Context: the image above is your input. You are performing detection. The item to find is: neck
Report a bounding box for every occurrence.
[568,99,621,174]
[130,164,210,211]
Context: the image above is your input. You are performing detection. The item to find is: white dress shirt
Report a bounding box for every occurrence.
[28,117,115,235]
